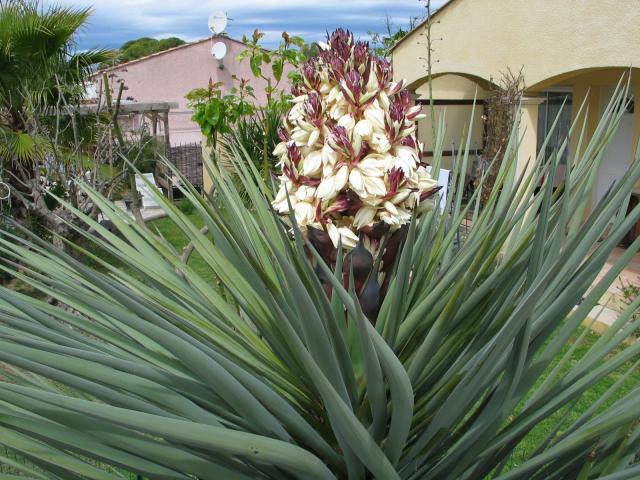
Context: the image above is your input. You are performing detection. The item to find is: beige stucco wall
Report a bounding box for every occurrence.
[634,84,640,161]
[517,98,545,179]
[415,74,488,100]
[393,0,640,91]
[394,0,640,194]
[417,105,484,170]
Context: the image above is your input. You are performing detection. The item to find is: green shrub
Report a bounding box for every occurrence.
[177,196,195,215]
[44,181,66,210]
[620,278,640,337]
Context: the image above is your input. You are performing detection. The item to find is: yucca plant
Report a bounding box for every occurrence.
[0,47,639,480]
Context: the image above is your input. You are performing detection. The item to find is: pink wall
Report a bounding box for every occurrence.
[96,37,290,145]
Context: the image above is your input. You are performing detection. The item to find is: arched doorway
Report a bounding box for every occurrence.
[527,68,640,207]
[410,73,495,171]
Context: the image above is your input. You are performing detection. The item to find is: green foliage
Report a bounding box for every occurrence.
[368,13,422,58]
[44,182,66,211]
[237,30,309,91]
[234,30,310,178]
[187,80,255,143]
[369,28,409,58]
[620,279,640,337]
[103,36,186,68]
[367,10,429,59]
[0,0,110,164]
[0,81,638,479]
[621,280,640,306]
[220,96,289,174]
[187,31,311,180]
[0,0,110,116]
[178,196,195,215]
[0,127,50,165]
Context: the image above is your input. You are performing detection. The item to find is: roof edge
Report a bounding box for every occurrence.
[389,0,456,53]
[93,36,248,76]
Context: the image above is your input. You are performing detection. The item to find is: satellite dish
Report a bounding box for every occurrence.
[212,42,227,60]
[208,11,227,35]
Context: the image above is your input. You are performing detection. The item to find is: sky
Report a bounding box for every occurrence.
[42,0,447,51]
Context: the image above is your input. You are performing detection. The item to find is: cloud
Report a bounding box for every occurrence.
[42,0,445,50]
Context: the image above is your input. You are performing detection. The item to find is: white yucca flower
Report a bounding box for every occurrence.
[272,29,439,251]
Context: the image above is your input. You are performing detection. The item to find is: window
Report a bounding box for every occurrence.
[536,90,573,165]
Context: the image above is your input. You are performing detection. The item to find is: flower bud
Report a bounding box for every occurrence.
[354,119,373,140]
[301,149,322,176]
[327,223,359,249]
[354,206,377,229]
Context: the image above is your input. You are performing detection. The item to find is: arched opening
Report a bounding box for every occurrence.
[526,67,640,94]
[410,73,495,171]
[408,72,497,94]
[527,68,640,213]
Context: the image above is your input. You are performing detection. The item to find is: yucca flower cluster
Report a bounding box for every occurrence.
[272,29,439,251]
[272,29,440,319]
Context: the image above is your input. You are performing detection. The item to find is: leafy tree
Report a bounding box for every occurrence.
[368,13,423,58]
[103,36,186,68]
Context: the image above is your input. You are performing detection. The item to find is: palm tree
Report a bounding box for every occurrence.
[0,0,110,165]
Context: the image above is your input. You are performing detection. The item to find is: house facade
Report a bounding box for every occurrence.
[94,36,285,146]
[391,0,640,208]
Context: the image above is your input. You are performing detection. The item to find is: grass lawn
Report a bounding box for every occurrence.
[147,212,216,283]
[507,329,640,470]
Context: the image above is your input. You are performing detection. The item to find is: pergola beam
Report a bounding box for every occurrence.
[48,102,178,117]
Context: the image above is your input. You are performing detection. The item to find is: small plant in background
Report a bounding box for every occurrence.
[238,30,308,89]
[237,30,308,177]
[272,29,439,319]
[620,278,640,337]
[219,94,290,175]
[186,78,255,149]
[177,196,195,215]
[187,31,308,180]
[621,279,640,304]
[368,14,421,59]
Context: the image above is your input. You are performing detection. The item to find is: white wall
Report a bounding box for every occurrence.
[594,87,634,206]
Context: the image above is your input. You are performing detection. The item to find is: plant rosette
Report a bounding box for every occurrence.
[272,29,441,320]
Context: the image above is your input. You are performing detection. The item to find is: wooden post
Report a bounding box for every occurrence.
[150,113,158,159]
[162,112,173,201]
